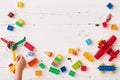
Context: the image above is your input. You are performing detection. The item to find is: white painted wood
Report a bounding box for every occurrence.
[0,0,120,80]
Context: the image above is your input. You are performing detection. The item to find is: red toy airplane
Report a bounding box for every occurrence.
[94,35,120,61]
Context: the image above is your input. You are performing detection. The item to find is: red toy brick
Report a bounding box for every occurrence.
[106,14,112,22]
[8,12,14,18]
[102,22,108,28]
[27,58,39,67]
[24,41,35,51]
[81,65,87,71]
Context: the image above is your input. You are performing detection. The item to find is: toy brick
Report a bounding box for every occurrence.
[81,65,87,71]
[18,19,24,24]
[39,63,45,69]
[53,60,59,65]
[8,12,14,18]
[107,2,113,9]
[24,41,35,51]
[51,62,57,67]
[106,14,112,22]
[111,24,117,30]
[60,66,67,72]
[72,60,82,70]
[49,67,60,75]
[83,52,93,62]
[85,39,92,45]
[102,22,108,28]
[35,70,42,76]
[44,51,53,57]
[55,57,61,62]
[57,54,62,59]
[69,70,75,77]
[7,25,14,31]
[17,2,24,7]
[68,48,74,53]
[27,58,39,67]
[28,51,34,56]
[16,21,22,27]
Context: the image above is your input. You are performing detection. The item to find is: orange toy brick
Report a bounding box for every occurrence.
[28,58,39,67]
[35,70,42,76]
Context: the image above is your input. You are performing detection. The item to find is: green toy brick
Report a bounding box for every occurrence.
[49,67,60,75]
[39,63,45,69]
[69,70,75,77]
[16,21,22,27]
[55,57,61,62]
[72,60,82,70]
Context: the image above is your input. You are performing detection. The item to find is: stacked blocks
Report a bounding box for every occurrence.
[24,41,35,51]
[49,67,60,75]
[7,25,14,31]
[17,2,24,7]
[16,18,24,27]
[68,48,80,55]
[39,63,45,69]
[81,65,87,71]
[85,39,92,45]
[72,60,82,70]
[8,63,16,73]
[8,12,14,18]
[51,54,62,67]
[83,51,93,62]
[28,51,34,56]
[107,2,113,9]
[27,58,39,67]
[35,70,42,76]
[60,66,67,72]
[69,70,75,77]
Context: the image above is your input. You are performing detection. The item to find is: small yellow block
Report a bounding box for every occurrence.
[83,52,93,62]
[17,2,24,7]
[35,70,42,76]
[111,24,117,30]
[68,48,74,53]
[18,18,24,24]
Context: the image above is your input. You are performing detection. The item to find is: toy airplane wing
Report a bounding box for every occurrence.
[106,35,116,47]
[109,50,120,61]
[94,48,105,59]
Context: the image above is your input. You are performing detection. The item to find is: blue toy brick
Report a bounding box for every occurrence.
[27,51,34,56]
[98,66,116,71]
[7,25,14,31]
[85,39,92,45]
[107,2,113,9]
[60,66,67,72]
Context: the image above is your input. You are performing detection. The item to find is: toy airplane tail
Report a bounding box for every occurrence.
[109,50,120,61]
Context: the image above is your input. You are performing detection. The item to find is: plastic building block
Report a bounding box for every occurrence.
[44,51,53,57]
[94,35,120,61]
[97,63,116,74]
[106,14,112,22]
[16,19,24,27]
[39,63,45,69]
[85,38,92,45]
[7,25,14,31]
[83,52,93,62]
[27,58,39,67]
[107,2,113,9]
[72,60,82,70]
[111,24,117,30]
[68,48,80,55]
[60,66,67,72]
[1,37,9,44]
[28,51,34,56]
[10,49,16,61]
[8,12,14,18]
[102,22,108,28]
[24,41,35,51]
[8,63,16,73]
[17,2,24,7]
[68,48,74,53]
[81,65,87,71]
[49,67,60,75]
[69,70,75,77]
[15,37,26,45]
[51,54,62,67]
[35,70,42,76]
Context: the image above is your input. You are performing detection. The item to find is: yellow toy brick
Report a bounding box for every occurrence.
[35,70,42,76]
[17,2,24,7]
[111,24,117,30]
[18,18,24,24]
[83,52,93,62]
[68,48,74,53]
[10,49,16,61]
[57,54,62,59]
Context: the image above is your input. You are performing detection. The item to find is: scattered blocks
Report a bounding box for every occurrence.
[111,24,117,30]
[72,60,82,70]
[60,66,67,72]
[107,2,113,9]
[51,54,62,67]
[7,25,14,31]
[68,70,75,77]
[83,51,93,62]
[28,51,34,56]
[24,41,35,51]
[8,12,14,18]
[39,63,45,69]
[49,67,60,75]
[17,2,24,8]
[44,51,53,57]
[85,39,92,45]
[27,58,39,67]
[35,70,42,76]
[81,65,87,71]
[16,19,24,27]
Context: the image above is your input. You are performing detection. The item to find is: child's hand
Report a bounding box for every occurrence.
[15,55,26,71]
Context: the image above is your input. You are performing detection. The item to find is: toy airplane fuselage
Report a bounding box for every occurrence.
[94,35,120,61]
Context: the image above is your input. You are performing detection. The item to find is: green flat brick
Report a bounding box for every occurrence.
[49,67,60,75]
[55,57,61,62]
[16,21,22,27]
[69,70,75,77]
[39,63,45,69]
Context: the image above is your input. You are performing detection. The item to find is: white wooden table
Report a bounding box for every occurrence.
[0,0,120,80]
